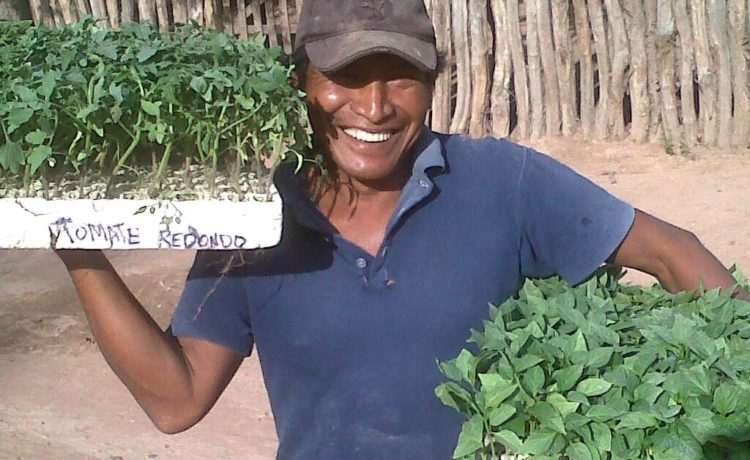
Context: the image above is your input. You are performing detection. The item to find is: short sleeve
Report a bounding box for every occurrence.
[170,251,254,356]
[518,148,635,285]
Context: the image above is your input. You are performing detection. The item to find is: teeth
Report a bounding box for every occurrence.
[343,128,392,143]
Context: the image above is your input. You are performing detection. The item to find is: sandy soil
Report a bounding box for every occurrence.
[1,139,749,459]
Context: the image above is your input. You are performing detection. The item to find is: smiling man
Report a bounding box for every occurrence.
[57,0,748,459]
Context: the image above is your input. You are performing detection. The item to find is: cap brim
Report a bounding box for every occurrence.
[305,30,437,73]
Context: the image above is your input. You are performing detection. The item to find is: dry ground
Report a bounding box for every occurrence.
[1,139,749,459]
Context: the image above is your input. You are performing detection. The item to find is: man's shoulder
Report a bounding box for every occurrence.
[431,131,530,180]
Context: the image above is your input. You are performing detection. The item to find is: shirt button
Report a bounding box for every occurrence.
[355,258,368,269]
[418,179,430,188]
[385,279,396,288]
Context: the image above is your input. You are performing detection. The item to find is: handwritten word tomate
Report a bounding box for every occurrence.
[158,226,247,249]
[53,217,141,246]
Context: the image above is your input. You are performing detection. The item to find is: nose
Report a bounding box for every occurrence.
[350,81,396,124]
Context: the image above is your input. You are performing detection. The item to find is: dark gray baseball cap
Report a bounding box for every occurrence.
[294,0,437,73]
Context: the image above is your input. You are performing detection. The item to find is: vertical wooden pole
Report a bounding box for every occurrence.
[468,0,491,137]
[154,0,170,31]
[572,0,594,139]
[551,0,575,136]
[588,0,610,140]
[58,0,79,23]
[536,0,561,136]
[707,0,732,149]
[173,0,188,24]
[625,0,650,143]
[74,0,90,17]
[264,1,277,45]
[138,0,155,24]
[430,0,452,134]
[603,0,629,139]
[247,0,261,35]
[278,0,293,53]
[450,0,471,134]
[121,0,135,23]
[526,0,545,139]
[490,0,512,137]
[728,0,749,147]
[105,0,119,27]
[673,0,697,146]
[692,0,718,146]
[656,0,682,145]
[204,0,216,28]
[49,0,65,26]
[506,0,529,139]
[187,0,204,25]
[645,1,663,141]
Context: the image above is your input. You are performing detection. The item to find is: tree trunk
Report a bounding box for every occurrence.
[604,0,629,139]
[656,0,681,146]
[536,0,561,136]
[692,0,718,146]
[450,0,471,134]
[506,0,530,139]
[430,0,451,133]
[625,0,650,142]
[490,0,512,137]
[526,0,545,139]
[727,0,749,147]
[469,0,491,137]
[673,0,698,146]
[551,0,575,136]
[707,0,732,149]
[588,0,610,139]
[572,0,594,139]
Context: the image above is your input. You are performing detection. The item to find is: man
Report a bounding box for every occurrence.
[57,0,747,458]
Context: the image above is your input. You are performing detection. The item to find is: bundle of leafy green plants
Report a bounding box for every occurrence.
[436,266,750,459]
[0,18,309,200]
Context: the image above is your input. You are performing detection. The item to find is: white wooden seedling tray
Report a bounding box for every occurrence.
[0,195,282,250]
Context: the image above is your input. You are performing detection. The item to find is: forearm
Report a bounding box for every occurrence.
[653,232,749,301]
[59,251,201,428]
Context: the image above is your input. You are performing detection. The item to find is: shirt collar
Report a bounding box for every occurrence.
[273,126,445,235]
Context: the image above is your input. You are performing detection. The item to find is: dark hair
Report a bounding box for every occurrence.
[291,48,447,90]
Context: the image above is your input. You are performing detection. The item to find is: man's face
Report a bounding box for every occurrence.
[304,53,432,188]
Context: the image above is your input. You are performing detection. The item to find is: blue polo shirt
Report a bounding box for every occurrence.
[171,129,635,459]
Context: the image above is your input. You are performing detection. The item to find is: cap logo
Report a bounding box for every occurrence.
[357,0,392,21]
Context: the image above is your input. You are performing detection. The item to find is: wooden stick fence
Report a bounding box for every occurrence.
[15,0,750,148]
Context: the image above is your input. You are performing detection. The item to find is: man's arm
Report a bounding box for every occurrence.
[58,250,244,433]
[609,209,750,301]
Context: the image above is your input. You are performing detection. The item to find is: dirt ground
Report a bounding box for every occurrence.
[1,139,749,459]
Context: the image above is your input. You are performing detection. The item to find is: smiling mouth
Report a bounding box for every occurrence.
[342,128,394,143]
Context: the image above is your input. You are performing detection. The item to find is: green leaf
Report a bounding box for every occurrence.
[566,442,593,460]
[713,383,739,415]
[452,415,484,459]
[586,404,626,422]
[24,129,48,145]
[454,349,478,385]
[478,374,517,408]
[512,354,543,373]
[496,430,523,454]
[27,145,52,175]
[547,393,580,417]
[530,402,566,434]
[521,430,556,455]
[577,378,612,397]
[137,45,158,62]
[522,365,545,396]
[616,412,658,430]
[488,404,516,426]
[0,141,25,173]
[8,107,34,132]
[591,422,612,453]
[141,100,162,117]
[40,71,57,99]
[553,364,584,392]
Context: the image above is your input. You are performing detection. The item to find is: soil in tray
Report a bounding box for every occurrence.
[0,163,276,202]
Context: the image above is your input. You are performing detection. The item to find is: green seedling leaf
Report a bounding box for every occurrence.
[521,430,556,455]
[141,100,161,117]
[8,107,34,132]
[566,442,593,460]
[489,404,516,426]
[496,430,523,453]
[522,366,545,396]
[553,364,584,392]
[24,129,48,145]
[713,382,739,415]
[616,412,658,430]
[27,145,52,175]
[0,141,25,173]
[577,378,612,397]
[452,415,484,459]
